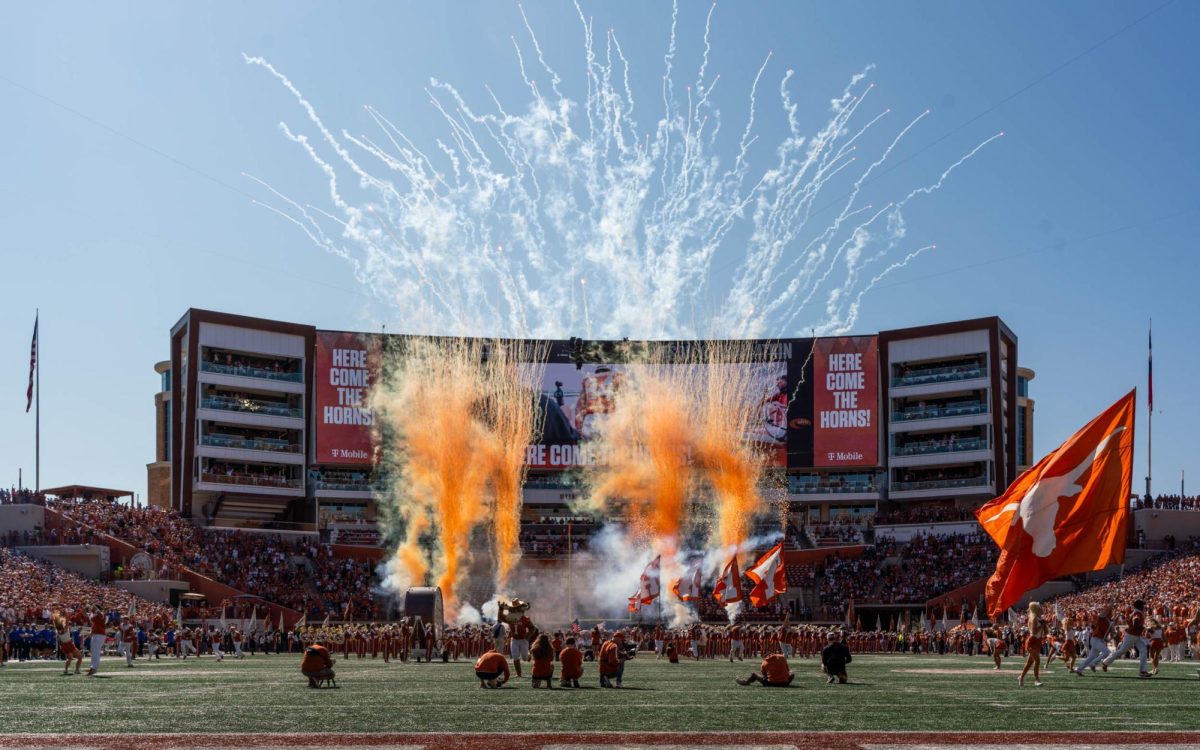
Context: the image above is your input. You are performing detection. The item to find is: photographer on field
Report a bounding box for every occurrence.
[599,630,632,688]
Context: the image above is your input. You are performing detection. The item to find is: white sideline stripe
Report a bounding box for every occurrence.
[862,746,1192,750]
[2,747,425,750]
[544,746,796,750]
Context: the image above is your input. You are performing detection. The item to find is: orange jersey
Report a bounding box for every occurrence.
[532,653,554,679]
[599,640,621,676]
[559,646,584,679]
[761,653,791,684]
[301,644,332,673]
[474,651,510,679]
[89,614,107,637]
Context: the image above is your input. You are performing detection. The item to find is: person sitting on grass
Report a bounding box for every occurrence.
[300,642,336,688]
[821,630,852,684]
[474,649,511,689]
[736,652,795,687]
[558,637,583,688]
[530,634,555,688]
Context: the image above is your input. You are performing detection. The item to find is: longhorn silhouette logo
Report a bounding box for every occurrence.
[983,426,1125,558]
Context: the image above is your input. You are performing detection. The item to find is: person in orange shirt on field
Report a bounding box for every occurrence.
[530,634,555,688]
[558,637,584,688]
[736,652,795,687]
[598,631,627,688]
[474,649,510,689]
[300,642,336,688]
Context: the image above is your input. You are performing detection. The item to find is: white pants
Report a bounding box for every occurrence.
[654,640,664,655]
[1078,636,1110,672]
[510,638,529,660]
[781,643,794,658]
[1170,642,1185,662]
[180,640,196,657]
[119,641,134,666]
[89,635,106,673]
[234,642,244,658]
[148,643,158,658]
[1103,633,1147,672]
[213,641,224,659]
[730,640,744,660]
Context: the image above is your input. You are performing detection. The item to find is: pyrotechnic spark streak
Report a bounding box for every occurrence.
[245,3,998,341]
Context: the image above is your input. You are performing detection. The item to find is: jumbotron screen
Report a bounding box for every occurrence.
[312,332,879,470]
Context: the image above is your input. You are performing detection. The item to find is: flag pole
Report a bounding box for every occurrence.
[1146,320,1152,501]
[567,521,574,626]
[35,308,39,494]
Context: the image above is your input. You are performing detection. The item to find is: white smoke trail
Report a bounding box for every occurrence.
[244,4,999,340]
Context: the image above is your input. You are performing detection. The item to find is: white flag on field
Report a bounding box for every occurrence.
[671,558,703,602]
[746,543,787,607]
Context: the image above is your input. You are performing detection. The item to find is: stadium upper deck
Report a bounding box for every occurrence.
[152,309,1025,536]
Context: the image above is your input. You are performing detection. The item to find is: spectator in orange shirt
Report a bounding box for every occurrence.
[558,637,584,688]
[474,649,510,689]
[300,642,335,688]
[736,652,795,687]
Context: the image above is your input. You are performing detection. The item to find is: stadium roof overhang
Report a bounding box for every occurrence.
[42,484,134,502]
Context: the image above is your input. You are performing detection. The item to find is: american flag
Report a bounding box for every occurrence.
[25,315,37,412]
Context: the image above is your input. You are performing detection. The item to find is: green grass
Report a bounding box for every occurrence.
[1,652,1197,733]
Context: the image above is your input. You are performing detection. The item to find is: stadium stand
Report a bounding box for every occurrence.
[0,547,173,624]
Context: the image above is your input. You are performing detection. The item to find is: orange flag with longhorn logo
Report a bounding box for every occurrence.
[976,389,1135,617]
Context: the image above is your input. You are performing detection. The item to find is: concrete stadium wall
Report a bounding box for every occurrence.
[1132,509,1200,545]
[115,579,191,604]
[18,544,109,578]
[0,503,45,534]
[873,521,980,542]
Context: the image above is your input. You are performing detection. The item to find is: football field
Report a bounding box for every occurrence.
[2,652,1199,747]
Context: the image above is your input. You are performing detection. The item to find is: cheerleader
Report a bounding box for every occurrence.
[1146,616,1165,676]
[54,615,82,675]
[1019,602,1048,687]
[985,628,1006,670]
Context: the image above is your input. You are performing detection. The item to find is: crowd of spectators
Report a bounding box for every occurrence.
[518,519,600,558]
[0,488,45,505]
[1049,540,1200,615]
[1131,494,1200,511]
[873,506,974,526]
[874,532,996,604]
[203,349,300,378]
[805,521,864,546]
[818,543,893,618]
[0,547,172,626]
[201,462,299,489]
[47,498,381,620]
[49,498,200,578]
[817,532,994,618]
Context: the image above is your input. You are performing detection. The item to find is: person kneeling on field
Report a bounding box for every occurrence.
[301,642,336,688]
[736,652,795,687]
[599,631,627,688]
[821,631,851,684]
[530,634,555,688]
[475,649,511,688]
[558,637,584,688]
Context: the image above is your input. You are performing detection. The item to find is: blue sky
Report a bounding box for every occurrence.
[1,0,1196,499]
